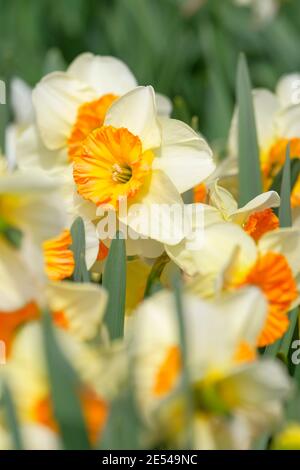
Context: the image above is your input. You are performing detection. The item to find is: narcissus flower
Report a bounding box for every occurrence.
[228,77,300,207]
[0,236,108,352]
[130,288,291,449]
[73,86,215,244]
[30,52,171,163]
[166,222,300,346]
[3,322,112,446]
[203,182,280,241]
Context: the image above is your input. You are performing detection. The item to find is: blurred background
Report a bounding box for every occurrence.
[1,0,300,150]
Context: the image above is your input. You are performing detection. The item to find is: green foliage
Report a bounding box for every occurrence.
[102,232,126,340]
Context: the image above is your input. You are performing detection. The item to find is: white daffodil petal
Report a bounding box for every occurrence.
[0,239,37,311]
[229,89,279,156]
[10,77,34,126]
[276,73,300,108]
[126,235,164,258]
[119,170,186,245]
[16,125,68,171]
[154,118,215,193]
[155,93,172,117]
[212,287,268,347]
[231,191,280,225]
[83,218,99,269]
[104,86,161,150]
[258,228,300,275]
[68,52,137,95]
[208,180,238,219]
[166,222,257,277]
[275,105,300,139]
[47,281,107,341]
[32,72,96,150]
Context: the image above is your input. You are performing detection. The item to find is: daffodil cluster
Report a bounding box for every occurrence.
[0,52,299,450]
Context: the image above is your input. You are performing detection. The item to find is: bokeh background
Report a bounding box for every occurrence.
[1,0,300,149]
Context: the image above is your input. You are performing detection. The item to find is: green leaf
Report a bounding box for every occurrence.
[0,381,23,450]
[42,311,90,450]
[172,272,194,449]
[144,252,169,298]
[70,217,90,283]
[236,53,262,206]
[270,159,300,195]
[102,231,126,340]
[279,143,292,228]
[99,387,141,450]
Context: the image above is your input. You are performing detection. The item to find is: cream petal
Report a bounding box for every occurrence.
[166,222,257,277]
[68,52,137,95]
[32,72,96,150]
[276,73,300,108]
[104,86,161,150]
[258,228,300,275]
[126,235,164,258]
[16,125,68,171]
[275,104,300,139]
[119,170,186,245]
[208,180,238,219]
[212,287,268,347]
[0,239,37,311]
[83,218,99,269]
[229,89,279,156]
[47,281,107,341]
[153,118,215,193]
[155,93,172,117]
[231,191,280,225]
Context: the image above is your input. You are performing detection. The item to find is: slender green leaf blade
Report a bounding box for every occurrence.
[103,231,126,340]
[173,272,194,448]
[236,53,262,206]
[42,311,90,450]
[0,381,23,450]
[279,144,292,228]
[70,217,90,283]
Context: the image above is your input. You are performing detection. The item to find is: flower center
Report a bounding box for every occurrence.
[112,163,132,184]
[243,208,279,241]
[73,125,153,209]
[68,94,118,161]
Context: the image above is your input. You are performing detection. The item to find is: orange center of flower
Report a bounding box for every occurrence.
[153,346,181,397]
[33,388,108,445]
[0,302,39,355]
[234,252,298,347]
[67,94,118,161]
[43,229,75,281]
[73,126,153,209]
[243,208,279,241]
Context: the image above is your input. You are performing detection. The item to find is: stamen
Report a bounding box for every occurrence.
[112,164,132,184]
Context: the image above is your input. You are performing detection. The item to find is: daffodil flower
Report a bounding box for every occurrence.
[166,221,300,346]
[227,75,300,208]
[73,86,215,245]
[130,288,291,449]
